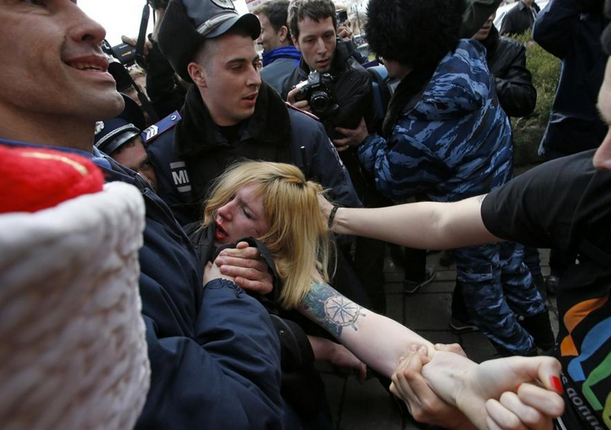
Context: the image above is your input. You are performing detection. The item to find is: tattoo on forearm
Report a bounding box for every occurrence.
[301,281,365,338]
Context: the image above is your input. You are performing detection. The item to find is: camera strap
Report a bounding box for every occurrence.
[135,3,150,68]
[131,2,159,123]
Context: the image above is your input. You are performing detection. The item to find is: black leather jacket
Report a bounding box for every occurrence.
[480,26,537,117]
[282,39,376,139]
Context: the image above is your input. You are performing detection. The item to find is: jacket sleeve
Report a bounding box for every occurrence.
[494,43,537,117]
[136,277,284,430]
[289,110,362,208]
[356,129,448,202]
[146,42,187,118]
[311,126,363,208]
[331,60,377,132]
[532,0,598,58]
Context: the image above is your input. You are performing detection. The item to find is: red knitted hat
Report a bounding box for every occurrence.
[0,145,104,214]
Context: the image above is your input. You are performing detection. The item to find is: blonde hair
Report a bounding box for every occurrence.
[204,161,334,309]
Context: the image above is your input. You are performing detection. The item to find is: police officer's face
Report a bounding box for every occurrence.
[0,0,123,134]
[214,184,269,246]
[111,138,158,192]
[294,16,336,73]
[595,57,611,171]
[189,33,262,127]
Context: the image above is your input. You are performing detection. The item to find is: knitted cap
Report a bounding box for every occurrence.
[158,0,261,82]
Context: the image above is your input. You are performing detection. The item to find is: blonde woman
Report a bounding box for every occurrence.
[193,160,564,430]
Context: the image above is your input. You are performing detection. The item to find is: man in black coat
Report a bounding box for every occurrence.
[533,0,608,292]
[500,0,541,35]
[474,12,537,117]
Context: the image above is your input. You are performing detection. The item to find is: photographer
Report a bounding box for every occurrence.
[282,0,388,312]
[282,0,375,138]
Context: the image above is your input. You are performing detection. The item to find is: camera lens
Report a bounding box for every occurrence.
[310,91,331,112]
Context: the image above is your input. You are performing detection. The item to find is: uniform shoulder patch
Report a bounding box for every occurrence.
[141,111,182,145]
[285,102,321,122]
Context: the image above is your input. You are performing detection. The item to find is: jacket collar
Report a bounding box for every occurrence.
[262,45,301,67]
[518,1,538,11]
[174,82,292,158]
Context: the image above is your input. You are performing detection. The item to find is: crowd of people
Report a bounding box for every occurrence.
[1,0,610,429]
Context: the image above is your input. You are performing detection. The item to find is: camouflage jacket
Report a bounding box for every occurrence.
[357,39,514,202]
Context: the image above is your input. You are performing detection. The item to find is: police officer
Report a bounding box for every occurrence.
[146,0,372,307]
[94,95,158,191]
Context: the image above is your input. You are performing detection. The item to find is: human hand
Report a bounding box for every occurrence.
[391,345,473,430]
[120,35,153,57]
[337,24,353,42]
[470,356,564,430]
[309,336,367,382]
[329,342,368,382]
[287,86,312,113]
[333,117,368,151]
[422,352,565,430]
[203,261,234,286]
[213,241,274,294]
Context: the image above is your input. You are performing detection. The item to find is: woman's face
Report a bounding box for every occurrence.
[214,183,269,246]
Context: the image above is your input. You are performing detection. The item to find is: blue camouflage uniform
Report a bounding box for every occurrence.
[357,39,546,355]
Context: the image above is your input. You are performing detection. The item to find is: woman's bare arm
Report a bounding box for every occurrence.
[298,278,434,378]
[321,195,501,250]
[298,278,564,430]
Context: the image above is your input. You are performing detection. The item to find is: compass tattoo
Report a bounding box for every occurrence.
[301,280,365,338]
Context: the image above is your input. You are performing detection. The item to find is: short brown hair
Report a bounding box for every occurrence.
[288,0,337,41]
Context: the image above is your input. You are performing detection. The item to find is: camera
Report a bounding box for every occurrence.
[101,40,136,66]
[336,9,348,25]
[294,71,339,119]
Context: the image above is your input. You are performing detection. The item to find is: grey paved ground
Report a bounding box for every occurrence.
[320,248,558,430]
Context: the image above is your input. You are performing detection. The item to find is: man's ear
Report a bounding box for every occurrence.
[187,62,207,87]
[292,36,301,51]
[279,25,289,43]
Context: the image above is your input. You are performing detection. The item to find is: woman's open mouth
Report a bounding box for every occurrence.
[215,221,229,241]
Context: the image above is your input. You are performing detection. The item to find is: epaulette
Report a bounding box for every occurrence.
[141,111,182,145]
[285,102,321,122]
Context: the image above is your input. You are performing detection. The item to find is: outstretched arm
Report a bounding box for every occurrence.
[297,278,435,378]
[298,278,564,430]
[320,194,500,250]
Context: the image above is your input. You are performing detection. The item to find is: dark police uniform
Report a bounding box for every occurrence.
[146,83,361,227]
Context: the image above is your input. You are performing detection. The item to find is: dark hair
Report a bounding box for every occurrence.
[365,0,466,70]
[288,0,337,41]
[254,0,292,40]
[194,25,255,70]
